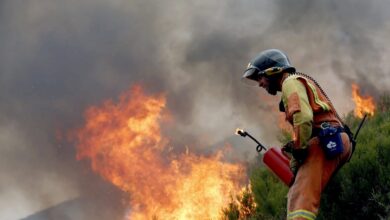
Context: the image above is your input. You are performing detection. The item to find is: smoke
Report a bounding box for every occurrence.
[1,0,390,219]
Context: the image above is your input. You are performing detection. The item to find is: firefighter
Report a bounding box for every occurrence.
[241,49,353,219]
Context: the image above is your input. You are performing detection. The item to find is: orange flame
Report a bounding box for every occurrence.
[351,83,376,118]
[235,128,244,136]
[73,85,245,219]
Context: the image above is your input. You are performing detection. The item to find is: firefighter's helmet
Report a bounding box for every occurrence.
[241,49,295,86]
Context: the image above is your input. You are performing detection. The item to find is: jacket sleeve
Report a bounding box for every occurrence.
[281,78,313,150]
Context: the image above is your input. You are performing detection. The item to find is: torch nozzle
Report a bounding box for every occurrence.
[235,128,247,137]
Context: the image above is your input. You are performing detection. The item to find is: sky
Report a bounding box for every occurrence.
[1,0,390,219]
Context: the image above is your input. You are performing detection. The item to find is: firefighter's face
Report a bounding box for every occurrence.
[258,76,269,90]
[258,75,278,95]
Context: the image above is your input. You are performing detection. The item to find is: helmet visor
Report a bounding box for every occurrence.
[241,68,260,86]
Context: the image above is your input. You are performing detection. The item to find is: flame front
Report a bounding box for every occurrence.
[351,83,376,118]
[73,85,245,219]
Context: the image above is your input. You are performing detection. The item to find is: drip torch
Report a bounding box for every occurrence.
[236,115,368,186]
[235,128,294,186]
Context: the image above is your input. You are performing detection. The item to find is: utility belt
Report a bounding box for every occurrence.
[312,124,345,138]
[312,122,345,159]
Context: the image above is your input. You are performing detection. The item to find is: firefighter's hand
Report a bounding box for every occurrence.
[290,158,299,175]
[282,141,294,154]
[292,148,308,164]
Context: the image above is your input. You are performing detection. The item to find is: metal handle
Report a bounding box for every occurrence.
[236,129,267,152]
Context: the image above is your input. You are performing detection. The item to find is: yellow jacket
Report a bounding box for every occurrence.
[281,74,341,150]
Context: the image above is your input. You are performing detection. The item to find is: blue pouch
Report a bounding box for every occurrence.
[318,123,344,159]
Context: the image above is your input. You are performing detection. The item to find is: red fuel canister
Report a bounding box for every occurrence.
[262,147,294,186]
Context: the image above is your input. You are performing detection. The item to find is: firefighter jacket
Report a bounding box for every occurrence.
[281,74,341,151]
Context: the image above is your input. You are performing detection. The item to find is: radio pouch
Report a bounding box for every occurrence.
[318,123,344,159]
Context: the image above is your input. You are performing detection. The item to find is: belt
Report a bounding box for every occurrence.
[312,126,345,138]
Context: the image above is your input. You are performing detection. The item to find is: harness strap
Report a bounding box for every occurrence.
[311,126,345,138]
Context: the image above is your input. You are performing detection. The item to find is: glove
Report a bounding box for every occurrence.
[290,157,299,176]
[283,141,308,175]
[282,141,294,154]
[292,148,308,164]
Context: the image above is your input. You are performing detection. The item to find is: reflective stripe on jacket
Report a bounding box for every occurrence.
[287,209,317,220]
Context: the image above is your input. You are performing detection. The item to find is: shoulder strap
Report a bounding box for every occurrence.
[289,72,344,124]
[289,72,356,161]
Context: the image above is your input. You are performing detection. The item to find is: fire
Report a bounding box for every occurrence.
[72,85,245,219]
[235,128,243,135]
[351,83,376,118]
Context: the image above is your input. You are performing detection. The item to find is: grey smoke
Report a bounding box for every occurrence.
[1,0,390,219]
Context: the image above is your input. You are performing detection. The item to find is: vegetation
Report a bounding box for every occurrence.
[222,94,390,219]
